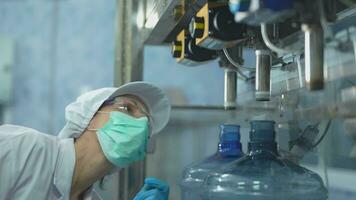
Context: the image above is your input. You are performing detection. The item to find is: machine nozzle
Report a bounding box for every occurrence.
[302,23,324,91]
[255,50,272,101]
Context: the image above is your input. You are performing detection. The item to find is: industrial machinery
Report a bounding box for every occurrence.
[113,0,356,199]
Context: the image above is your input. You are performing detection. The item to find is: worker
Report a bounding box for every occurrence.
[0,81,171,200]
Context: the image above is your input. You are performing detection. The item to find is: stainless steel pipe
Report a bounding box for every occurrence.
[255,50,272,101]
[224,69,237,109]
[302,23,324,90]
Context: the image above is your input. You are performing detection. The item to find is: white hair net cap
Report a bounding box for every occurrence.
[58,81,171,138]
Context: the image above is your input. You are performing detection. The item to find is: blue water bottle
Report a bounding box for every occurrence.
[180,124,243,200]
[205,120,328,200]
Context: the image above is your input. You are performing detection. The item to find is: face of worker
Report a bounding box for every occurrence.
[87,95,149,130]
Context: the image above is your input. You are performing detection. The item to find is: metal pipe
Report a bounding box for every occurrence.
[224,69,237,109]
[352,31,356,65]
[255,50,272,101]
[302,23,324,90]
[296,54,304,88]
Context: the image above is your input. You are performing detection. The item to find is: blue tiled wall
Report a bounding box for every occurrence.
[0,2,54,132]
[0,0,116,134]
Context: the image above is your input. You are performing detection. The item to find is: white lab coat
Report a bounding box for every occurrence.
[0,124,101,200]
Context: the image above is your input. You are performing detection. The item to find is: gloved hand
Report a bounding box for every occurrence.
[133,177,169,200]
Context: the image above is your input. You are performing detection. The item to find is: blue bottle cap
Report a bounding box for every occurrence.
[249,120,277,153]
[219,124,241,141]
[250,120,275,142]
[218,124,243,157]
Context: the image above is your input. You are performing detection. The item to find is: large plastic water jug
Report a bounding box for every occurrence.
[205,120,328,200]
[180,124,243,200]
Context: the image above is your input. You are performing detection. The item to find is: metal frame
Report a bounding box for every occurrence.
[114,0,144,86]
[114,1,145,199]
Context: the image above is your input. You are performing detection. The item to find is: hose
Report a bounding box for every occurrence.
[223,48,256,71]
[312,120,332,148]
[261,23,295,54]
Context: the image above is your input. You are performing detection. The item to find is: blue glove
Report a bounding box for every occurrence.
[133,177,169,200]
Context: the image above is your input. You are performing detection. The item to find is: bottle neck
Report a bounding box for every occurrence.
[218,140,243,157]
[248,120,277,155]
[247,141,278,155]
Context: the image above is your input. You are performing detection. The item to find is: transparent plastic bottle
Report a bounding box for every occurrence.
[205,120,328,200]
[180,124,243,200]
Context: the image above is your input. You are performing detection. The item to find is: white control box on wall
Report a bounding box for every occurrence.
[0,36,13,105]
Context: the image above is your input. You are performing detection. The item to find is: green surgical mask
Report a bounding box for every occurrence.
[95,111,149,167]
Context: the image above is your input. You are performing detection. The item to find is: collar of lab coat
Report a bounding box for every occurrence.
[53,138,76,199]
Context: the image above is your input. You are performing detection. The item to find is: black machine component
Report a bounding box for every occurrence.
[172,29,218,66]
[190,2,246,50]
[189,16,205,38]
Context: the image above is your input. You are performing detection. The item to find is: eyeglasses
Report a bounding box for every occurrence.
[99,98,152,121]
[115,102,150,119]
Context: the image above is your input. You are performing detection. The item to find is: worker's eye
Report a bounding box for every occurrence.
[117,104,136,115]
[125,104,134,114]
[116,101,147,118]
[117,104,129,113]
